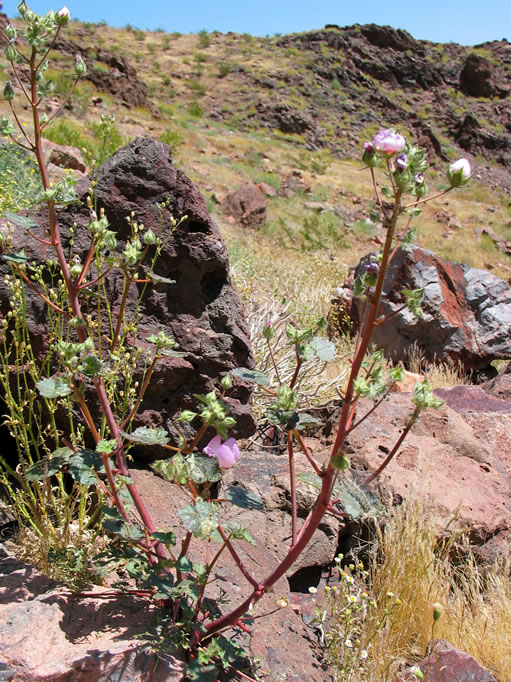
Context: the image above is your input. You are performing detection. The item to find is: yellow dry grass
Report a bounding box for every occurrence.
[332,501,511,681]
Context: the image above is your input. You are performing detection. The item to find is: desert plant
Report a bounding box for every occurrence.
[0,5,474,677]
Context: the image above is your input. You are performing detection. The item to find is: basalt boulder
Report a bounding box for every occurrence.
[0,138,256,456]
[336,245,511,371]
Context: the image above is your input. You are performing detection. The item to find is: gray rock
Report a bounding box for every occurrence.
[343,246,511,370]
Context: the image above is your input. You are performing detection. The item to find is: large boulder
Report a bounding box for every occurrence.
[340,245,511,371]
[223,183,268,227]
[345,388,511,564]
[0,138,256,452]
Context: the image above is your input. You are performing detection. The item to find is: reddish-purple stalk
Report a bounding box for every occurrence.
[23,42,169,564]
[201,189,405,641]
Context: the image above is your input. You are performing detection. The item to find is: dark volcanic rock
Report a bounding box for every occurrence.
[343,246,511,371]
[0,138,256,452]
[460,53,499,98]
[256,101,316,135]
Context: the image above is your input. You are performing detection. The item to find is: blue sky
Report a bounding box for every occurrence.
[2,0,509,46]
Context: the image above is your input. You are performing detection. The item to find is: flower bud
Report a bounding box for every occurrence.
[262,320,275,340]
[395,153,408,171]
[362,141,377,167]
[3,80,15,101]
[448,158,471,187]
[56,6,70,24]
[4,40,17,62]
[220,373,232,390]
[142,228,156,245]
[331,453,350,470]
[74,53,87,77]
[5,24,17,40]
[432,602,443,622]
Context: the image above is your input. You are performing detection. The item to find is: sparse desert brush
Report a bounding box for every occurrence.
[320,500,510,680]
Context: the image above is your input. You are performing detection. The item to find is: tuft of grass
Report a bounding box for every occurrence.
[323,501,510,680]
[0,141,42,214]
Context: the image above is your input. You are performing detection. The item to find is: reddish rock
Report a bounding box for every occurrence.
[402,639,498,681]
[344,246,511,371]
[41,139,87,174]
[347,391,511,563]
[0,546,185,681]
[223,183,268,227]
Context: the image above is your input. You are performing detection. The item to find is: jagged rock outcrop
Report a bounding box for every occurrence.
[0,138,256,453]
[338,246,511,371]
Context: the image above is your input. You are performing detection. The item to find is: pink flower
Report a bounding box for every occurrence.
[372,129,406,155]
[203,435,240,468]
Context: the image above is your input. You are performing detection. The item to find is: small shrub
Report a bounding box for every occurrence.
[198,29,210,48]
[188,101,203,117]
[159,128,184,151]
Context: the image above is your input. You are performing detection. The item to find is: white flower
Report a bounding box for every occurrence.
[344,639,353,648]
[347,594,358,604]
[448,158,471,187]
[360,650,368,659]
[308,586,317,594]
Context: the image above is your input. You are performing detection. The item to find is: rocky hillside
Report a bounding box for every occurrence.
[1,13,511,283]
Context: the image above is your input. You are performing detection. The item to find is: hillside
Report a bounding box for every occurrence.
[2,14,511,314]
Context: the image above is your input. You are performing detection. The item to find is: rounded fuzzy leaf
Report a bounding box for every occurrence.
[36,377,72,399]
[121,426,169,447]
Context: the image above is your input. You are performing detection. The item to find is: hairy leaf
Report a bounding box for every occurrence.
[121,426,169,447]
[36,377,72,399]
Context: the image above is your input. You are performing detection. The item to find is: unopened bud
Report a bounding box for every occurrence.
[142,228,156,245]
[74,54,86,77]
[56,6,71,24]
[331,453,350,470]
[220,373,232,390]
[5,24,17,40]
[4,40,17,62]
[432,602,443,622]
[262,320,275,340]
[448,159,471,188]
[3,80,15,101]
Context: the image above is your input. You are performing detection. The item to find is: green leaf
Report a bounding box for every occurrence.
[308,336,336,362]
[231,367,270,386]
[381,185,393,198]
[223,486,264,510]
[176,556,193,572]
[121,426,169,447]
[3,250,31,264]
[177,499,218,539]
[36,377,72,398]
[69,449,105,485]
[188,454,223,484]
[82,353,103,377]
[24,447,73,481]
[151,531,177,546]
[102,505,145,541]
[3,211,38,230]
